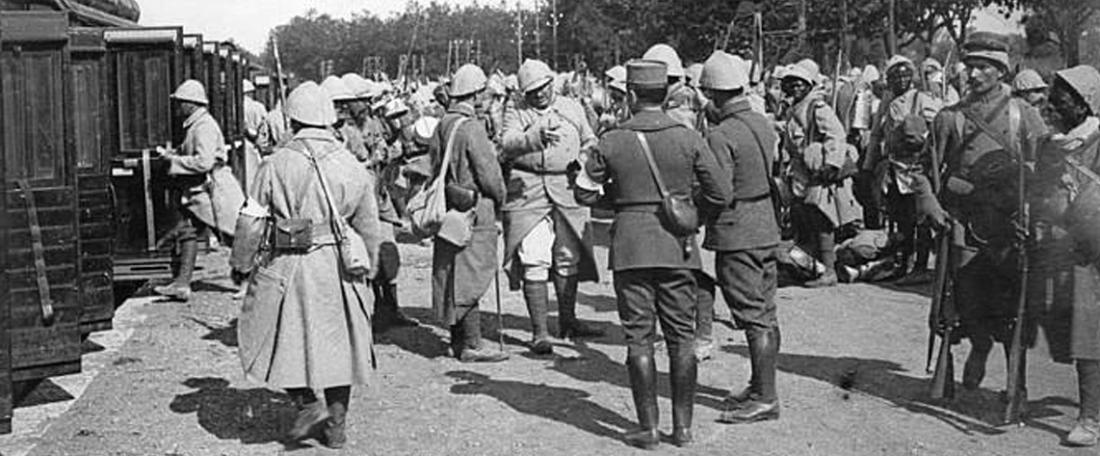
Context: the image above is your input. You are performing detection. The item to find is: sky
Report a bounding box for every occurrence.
[139,0,1022,55]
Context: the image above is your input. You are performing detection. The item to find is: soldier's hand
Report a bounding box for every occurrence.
[542,126,563,144]
[155,145,172,157]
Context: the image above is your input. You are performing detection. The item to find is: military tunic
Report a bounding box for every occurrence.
[431,102,507,326]
[236,127,381,389]
[499,95,599,288]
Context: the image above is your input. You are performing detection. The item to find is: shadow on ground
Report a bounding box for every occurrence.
[720,344,1071,437]
[168,377,295,446]
[15,380,75,408]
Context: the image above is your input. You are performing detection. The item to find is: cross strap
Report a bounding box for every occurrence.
[634,131,669,199]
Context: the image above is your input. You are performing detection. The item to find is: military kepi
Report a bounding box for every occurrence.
[962,31,1010,72]
[626,59,668,89]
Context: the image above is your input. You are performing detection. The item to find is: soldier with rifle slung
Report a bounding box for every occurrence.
[919,33,1047,413]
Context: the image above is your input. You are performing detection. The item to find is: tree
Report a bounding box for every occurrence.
[993,0,1100,66]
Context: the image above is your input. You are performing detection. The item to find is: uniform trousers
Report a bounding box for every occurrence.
[716,248,779,332]
[614,268,697,357]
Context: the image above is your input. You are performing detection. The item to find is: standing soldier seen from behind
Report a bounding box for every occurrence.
[242,79,267,188]
[231,81,382,449]
[698,51,783,424]
[154,79,244,301]
[864,55,943,284]
[431,64,510,363]
[575,59,733,450]
[918,33,1047,406]
[1029,64,1100,447]
[781,60,863,287]
[500,58,603,356]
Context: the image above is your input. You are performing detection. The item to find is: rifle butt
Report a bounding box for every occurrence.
[929,329,955,400]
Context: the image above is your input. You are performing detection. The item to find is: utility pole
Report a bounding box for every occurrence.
[552,0,558,70]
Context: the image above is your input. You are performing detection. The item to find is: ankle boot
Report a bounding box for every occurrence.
[323,386,350,449]
[154,238,197,301]
[555,274,603,339]
[805,233,837,288]
[459,311,508,363]
[380,283,417,327]
[669,345,696,447]
[720,329,780,423]
[523,280,553,355]
[286,388,328,442]
[625,353,659,450]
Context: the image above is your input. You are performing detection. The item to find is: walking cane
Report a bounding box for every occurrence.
[495,266,504,351]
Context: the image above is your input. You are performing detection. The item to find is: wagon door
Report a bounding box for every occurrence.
[103,27,183,281]
[1,11,83,385]
[69,27,114,335]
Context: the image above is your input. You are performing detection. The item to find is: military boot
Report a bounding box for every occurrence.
[804,233,837,288]
[323,386,350,449]
[523,280,553,355]
[624,353,659,450]
[374,283,418,329]
[458,311,508,363]
[154,238,197,301]
[555,274,603,339]
[286,388,328,442]
[720,329,780,423]
[669,344,697,447]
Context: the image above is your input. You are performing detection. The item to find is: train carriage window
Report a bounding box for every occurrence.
[2,45,65,182]
[117,50,171,150]
[71,62,103,171]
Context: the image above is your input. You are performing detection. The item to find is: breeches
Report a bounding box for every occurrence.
[716,248,779,332]
[518,211,582,281]
[614,268,697,357]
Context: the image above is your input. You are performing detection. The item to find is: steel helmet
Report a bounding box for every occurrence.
[518,59,555,93]
[242,79,256,94]
[450,64,487,97]
[341,73,373,100]
[1013,69,1048,92]
[783,60,820,85]
[685,63,704,88]
[886,55,914,73]
[286,81,331,127]
[170,79,209,105]
[699,51,748,92]
[321,75,356,102]
[605,65,626,84]
[1055,65,1100,115]
[642,44,685,78]
[384,98,409,118]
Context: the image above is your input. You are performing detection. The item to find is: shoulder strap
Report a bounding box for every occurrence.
[730,112,774,180]
[301,141,346,241]
[285,141,319,215]
[635,131,669,199]
[435,117,469,184]
[961,97,1021,157]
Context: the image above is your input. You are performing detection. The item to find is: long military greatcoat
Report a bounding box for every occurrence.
[431,102,507,325]
[783,91,862,228]
[499,95,599,288]
[236,127,382,390]
[167,107,244,237]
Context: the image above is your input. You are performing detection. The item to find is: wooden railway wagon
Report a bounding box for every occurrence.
[0,10,85,433]
[105,26,184,282]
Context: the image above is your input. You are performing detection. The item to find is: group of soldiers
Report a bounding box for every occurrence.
[144,26,1100,451]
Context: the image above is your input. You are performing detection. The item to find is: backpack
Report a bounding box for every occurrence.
[406,118,467,238]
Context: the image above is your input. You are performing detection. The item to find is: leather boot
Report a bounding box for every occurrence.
[323,386,350,449]
[458,310,508,363]
[624,353,659,450]
[720,329,780,423]
[375,283,417,329]
[523,280,553,355]
[286,388,328,442]
[804,233,837,288]
[555,274,604,339]
[154,238,197,301]
[1068,360,1100,446]
[669,344,696,447]
[962,336,993,390]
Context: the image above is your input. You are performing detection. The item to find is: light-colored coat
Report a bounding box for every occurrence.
[167,108,244,237]
[499,95,599,288]
[783,92,862,228]
[235,127,381,390]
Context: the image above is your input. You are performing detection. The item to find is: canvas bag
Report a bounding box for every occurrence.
[407,118,468,238]
[303,142,372,277]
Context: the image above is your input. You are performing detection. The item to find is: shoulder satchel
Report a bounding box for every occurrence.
[406,118,468,238]
[942,95,1015,195]
[731,113,788,224]
[635,131,698,237]
[303,141,372,277]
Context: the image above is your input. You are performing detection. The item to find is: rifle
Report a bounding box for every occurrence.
[1004,134,1031,424]
[271,36,289,131]
[831,47,844,112]
[927,119,957,399]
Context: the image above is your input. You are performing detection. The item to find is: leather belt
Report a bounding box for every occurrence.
[511,163,570,175]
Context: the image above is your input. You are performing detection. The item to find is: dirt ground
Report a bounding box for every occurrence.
[2,238,1097,456]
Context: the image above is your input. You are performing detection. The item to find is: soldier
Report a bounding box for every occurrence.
[698,51,783,423]
[321,76,370,162]
[242,79,267,185]
[500,59,603,355]
[231,81,381,449]
[575,59,733,449]
[1028,64,1100,446]
[153,80,244,301]
[781,60,862,287]
[431,64,510,363]
[919,33,1047,404]
[865,55,943,283]
[1013,69,1049,109]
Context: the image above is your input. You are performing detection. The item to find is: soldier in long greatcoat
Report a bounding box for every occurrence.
[431,64,510,363]
[1028,65,1100,446]
[576,60,733,450]
[232,81,382,449]
[154,79,245,301]
[500,58,602,355]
